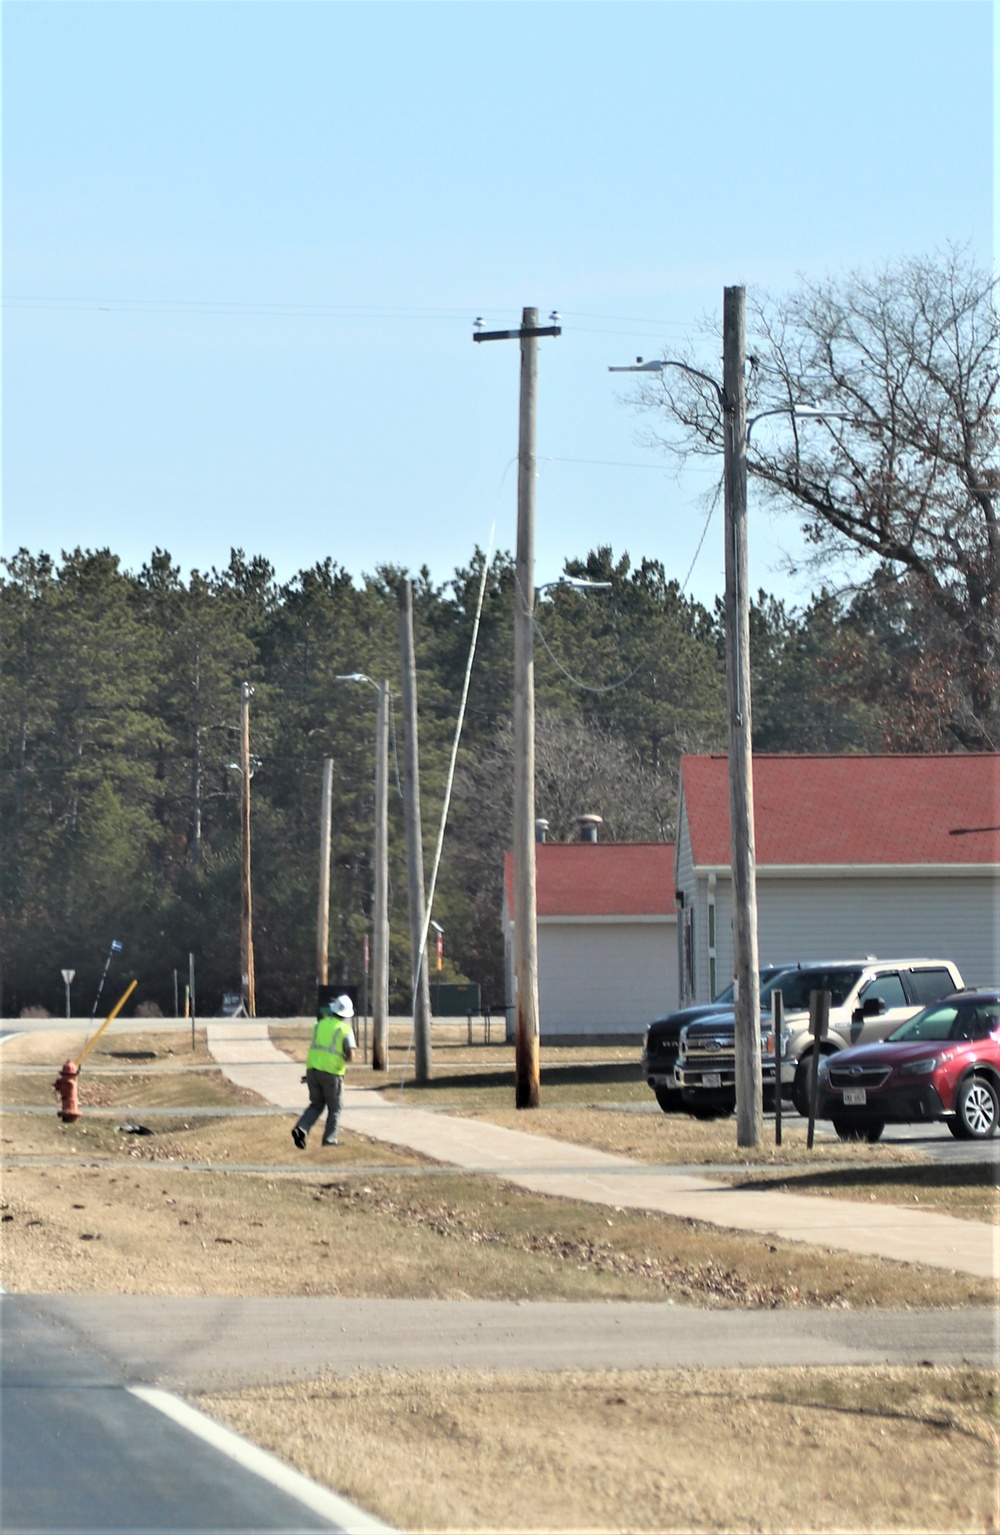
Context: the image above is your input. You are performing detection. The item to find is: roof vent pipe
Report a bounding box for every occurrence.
[577,814,603,844]
[535,818,550,844]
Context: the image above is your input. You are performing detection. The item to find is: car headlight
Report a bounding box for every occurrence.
[901,1052,953,1076]
[817,1059,830,1085]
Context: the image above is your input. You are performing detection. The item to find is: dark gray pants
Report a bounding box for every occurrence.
[295,1068,344,1144]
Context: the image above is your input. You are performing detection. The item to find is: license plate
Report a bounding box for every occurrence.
[843,1088,867,1106]
[703,1072,722,1088]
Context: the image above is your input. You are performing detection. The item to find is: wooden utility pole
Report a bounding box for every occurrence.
[371,680,390,1071]
[397,581,432,1082]
[474,307,560,1109]
[722,287,762,1148]
[316,756,334,990]
[513,310,540,1108]
[239,680,256,1017]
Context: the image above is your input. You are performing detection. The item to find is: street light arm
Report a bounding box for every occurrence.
[609,356,724,406]
[519,575,612,619]
[747,404,855,442]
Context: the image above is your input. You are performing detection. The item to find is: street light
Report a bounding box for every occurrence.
[337,672,390,1071]
[535,577,613,598]
[225,680,256,1016]
[610,321,848,1148]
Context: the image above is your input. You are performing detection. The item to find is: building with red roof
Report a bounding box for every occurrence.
[677,754,999,1004]
[502,833,678,1036]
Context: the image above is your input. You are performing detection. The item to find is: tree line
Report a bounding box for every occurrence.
[0,540,973,1019]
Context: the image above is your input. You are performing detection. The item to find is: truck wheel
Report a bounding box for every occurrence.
[832,1115,885,1143]
[952,1077,999,1139]
[690,1101,735,1120]
[653,1086,682,1114]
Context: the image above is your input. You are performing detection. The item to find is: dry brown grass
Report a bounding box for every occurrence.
[2,1114,992,1308]
[197,1364,1000,1533]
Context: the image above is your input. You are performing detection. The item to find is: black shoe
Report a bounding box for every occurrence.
[292,1126,307,1150]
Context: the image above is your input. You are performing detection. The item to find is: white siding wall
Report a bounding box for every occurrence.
[705,872,998,994]
[537,919,679,1035]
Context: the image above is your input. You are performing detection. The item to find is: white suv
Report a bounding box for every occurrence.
[772,959,965,1115]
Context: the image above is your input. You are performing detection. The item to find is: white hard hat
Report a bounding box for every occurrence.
[330,993,355,1019]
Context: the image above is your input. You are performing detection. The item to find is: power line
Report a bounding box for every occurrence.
[4,295,696,335]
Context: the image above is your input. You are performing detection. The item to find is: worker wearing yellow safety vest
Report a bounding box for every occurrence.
[292,994,356,1150]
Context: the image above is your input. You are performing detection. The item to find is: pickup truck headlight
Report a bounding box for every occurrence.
[901,1052,953,1076]
[817,1058,830,1086]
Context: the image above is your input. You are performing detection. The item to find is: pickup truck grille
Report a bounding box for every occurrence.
[676,1027,783,1091]
[684,1037,736,1065]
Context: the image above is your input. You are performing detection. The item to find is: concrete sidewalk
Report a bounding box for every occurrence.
[206,1021,1000,1282]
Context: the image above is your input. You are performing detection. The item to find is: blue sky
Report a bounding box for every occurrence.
[3,1,994,610]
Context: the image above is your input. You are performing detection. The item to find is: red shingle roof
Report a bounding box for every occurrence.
[504,843,677,919]
[682,754,1000,868]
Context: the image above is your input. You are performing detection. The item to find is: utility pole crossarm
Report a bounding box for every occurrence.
[474,325,561,343]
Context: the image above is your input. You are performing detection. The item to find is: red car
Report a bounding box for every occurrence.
[816,989,1000,1142]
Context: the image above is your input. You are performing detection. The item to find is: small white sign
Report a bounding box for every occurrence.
[61,969,76,985]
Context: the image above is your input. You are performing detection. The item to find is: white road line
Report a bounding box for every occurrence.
[129,1386,396,1534]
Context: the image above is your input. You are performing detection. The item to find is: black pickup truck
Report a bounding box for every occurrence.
[641,968,791,1113]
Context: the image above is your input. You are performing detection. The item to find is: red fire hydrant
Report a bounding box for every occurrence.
[53,1060,81,1123]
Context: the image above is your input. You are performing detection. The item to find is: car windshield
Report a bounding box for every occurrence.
[714,967,792,1006]
[763,968,863,1011]
[888,1000,1000,1044]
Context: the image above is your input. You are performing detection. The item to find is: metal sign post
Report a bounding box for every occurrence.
[806,990,831,1150]
[89,941,122,1024]
[188,951,196,1052]
[772,991,784,1147]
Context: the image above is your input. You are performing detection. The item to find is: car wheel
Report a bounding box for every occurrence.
[953,1077,999,1140]
[653,1086,682,1114]
[832,1116,885,1143]
[792,1059,813,1118]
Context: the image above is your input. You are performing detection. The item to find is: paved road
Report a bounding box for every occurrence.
[8,1288,994,1533]
[1,1294,391,1534]
[14,1293,998,1387]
